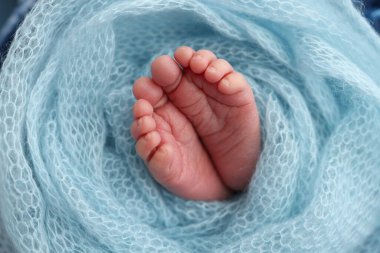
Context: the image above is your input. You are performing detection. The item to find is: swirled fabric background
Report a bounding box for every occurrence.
[1,0,380,252]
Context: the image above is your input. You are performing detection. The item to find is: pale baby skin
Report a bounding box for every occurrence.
[130,46,260,201]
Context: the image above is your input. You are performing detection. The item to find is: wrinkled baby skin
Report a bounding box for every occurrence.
[130,46,261,201]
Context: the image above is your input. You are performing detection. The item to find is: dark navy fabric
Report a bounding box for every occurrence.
[358,0,380,31]
[0,0,36,66]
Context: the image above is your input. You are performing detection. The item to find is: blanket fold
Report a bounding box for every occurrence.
[1,0,380,252]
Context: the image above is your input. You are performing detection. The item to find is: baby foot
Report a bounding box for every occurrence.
[131,85,232,200]
[150,46,261,190]
[131,46,260,200]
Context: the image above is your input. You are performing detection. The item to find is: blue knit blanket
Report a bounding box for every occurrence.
[1,1,380,252]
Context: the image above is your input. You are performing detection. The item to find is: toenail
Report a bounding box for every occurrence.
[193,55,202,61]
[221,79,230,87]
[207,66,216,73]
[138,118,145,129]
[146,131,153,139]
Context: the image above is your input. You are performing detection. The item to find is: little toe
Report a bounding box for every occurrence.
[133,77,167,108]
[132,99,153,119]
[130,115,156,140]
[174,46,195,68]
[218,71,249,95]
[151,55,182,93]
[135,131,161,161]
[204,59,234,83]
[189,49,217,74]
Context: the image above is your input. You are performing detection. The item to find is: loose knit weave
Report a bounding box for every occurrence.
[1,0,380,252]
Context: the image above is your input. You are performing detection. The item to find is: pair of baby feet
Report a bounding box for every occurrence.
[130,46,261,201]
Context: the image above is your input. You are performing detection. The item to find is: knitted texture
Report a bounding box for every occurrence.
[1,0,380,252]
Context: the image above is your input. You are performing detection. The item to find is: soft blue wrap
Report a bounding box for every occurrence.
[1,0,380,252]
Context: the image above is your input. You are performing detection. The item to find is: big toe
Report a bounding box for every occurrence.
[133,77,167,108]
[151,55,182,93]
